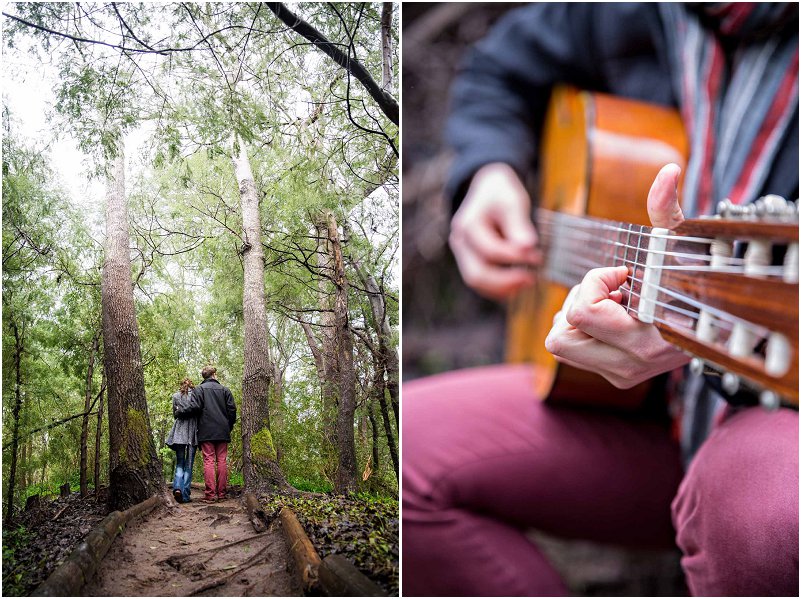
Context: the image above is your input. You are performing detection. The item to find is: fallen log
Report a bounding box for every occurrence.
[279,506,386,596]
[319,554,386,597]
[32,494,162,596]
[243,492,266,533]
[280,507,322,592]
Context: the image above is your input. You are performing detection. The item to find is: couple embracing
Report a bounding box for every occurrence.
[166,366,237,503]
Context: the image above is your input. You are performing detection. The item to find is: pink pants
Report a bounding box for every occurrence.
[402,365,798,596]
[200,441,228,500]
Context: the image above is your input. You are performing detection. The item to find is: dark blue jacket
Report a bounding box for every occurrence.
[445,3,798,210]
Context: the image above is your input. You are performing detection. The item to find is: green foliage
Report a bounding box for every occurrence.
[287,477,333,494]
[2,524,32,596]
[3,2,399,521]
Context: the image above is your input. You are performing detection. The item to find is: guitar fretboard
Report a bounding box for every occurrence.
[535,208,653,315]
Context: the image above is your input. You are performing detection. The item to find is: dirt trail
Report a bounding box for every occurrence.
[82,497,301,597]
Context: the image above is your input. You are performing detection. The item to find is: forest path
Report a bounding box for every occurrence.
[82,497,302,597]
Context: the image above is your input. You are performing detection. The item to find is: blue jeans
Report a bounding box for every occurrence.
[173,444,196,502]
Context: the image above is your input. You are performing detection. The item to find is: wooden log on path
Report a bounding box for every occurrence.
[59,483,71,498]
[279,506,386,596]
[319,554,386,596]
[243,492,266,533]
[32,494,162,596]
[280,507,322,592]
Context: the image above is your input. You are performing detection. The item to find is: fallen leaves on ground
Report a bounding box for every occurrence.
[260,492,398,596]
[2,491,110,596]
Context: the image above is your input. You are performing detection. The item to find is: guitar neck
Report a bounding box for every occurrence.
[536,208,653,315]
[533,207,799,403]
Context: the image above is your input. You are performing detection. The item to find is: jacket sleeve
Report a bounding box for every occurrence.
[174,389,201,418]
[225,388,237,431]
[172,394,186,419]
[444,3,666,210]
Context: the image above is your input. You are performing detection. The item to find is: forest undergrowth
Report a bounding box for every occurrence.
[2,485,398,596]
[262,491,399,595]
[2,490,110,595]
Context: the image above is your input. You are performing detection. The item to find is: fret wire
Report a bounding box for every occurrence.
[613,224,621,267]
[626,226,645,315]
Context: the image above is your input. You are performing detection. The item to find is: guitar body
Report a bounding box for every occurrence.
[507,87,689,409]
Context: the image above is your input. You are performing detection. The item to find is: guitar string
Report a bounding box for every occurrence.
[537,232,786,276]
[536,209,797,246]
[538,228,746,264]
[532,212,791,352]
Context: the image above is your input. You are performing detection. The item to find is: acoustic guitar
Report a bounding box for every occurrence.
[506,87,799,409]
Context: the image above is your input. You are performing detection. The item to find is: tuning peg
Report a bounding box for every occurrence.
[716,199,733,217]
[722,372,740,395]
[689,357,705,376]
[759,390,780,411]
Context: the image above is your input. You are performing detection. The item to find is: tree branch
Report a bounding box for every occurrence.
[265,2,398,125]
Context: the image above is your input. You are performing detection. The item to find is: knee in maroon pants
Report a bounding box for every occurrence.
[672,407,799,596]
[403,365,681,596]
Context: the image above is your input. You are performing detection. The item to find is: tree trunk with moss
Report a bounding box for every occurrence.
[233,135,289,491]
[326,211,358,494]
[102,150,162,511]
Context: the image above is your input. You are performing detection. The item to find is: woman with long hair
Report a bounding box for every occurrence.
[166,378,198,503]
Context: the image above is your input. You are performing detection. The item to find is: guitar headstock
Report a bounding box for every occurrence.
[630,196,799,408]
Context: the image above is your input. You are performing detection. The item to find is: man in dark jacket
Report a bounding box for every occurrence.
[192,366,237,502]
[403,3,798,596]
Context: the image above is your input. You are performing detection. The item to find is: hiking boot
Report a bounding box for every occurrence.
[173,489,183,504]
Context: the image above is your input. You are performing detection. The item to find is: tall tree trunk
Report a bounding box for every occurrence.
[354,261,399,426]
[19,399,30,492]
[315,217,339,434]
[80,332,100,497]
[381,2,394,93]
[327,212,358,494]
[102,150,162,511]
[94,368,106,494]
[376,362,398,482]
[367,398,380,476]
[232,135,289,492]
[4,319,24,524]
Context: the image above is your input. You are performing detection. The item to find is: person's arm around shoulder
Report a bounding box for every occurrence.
[187,386,202,415]
[174,391,196,417]
[225,388,236,431]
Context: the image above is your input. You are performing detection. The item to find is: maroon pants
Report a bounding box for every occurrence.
[402,365,798,596]
[200,441,228,500]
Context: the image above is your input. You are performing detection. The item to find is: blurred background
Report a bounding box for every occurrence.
[401,4,687,595]
[402,3,520,380]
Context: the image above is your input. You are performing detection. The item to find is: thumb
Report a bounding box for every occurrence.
[647,163,684,229]
[495,195,538,249]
